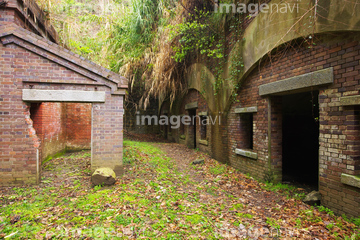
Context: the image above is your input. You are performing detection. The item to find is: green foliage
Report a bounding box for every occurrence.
[108,0,172,72]
[209,165,226,175]
[170,9,223,63]
[266,217,281,233]
[318,205,334,216]
[262,182,306,200]
[36,0,128,67]
[169,8,245,99]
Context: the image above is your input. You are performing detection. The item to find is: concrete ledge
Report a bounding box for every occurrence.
[235,106,257,114]
[111,89,126,95]
[185,102,198,110]
[340,95,360,106]
[259,68,333,96]
[23,89,106,102]
[235,148,258,160]
[199,139,208,146]
[198,111,208,116]
[341,173,360,189]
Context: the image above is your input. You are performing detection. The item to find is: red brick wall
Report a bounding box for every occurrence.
[0,44,39,185]
[30,102,91,160]
[65,103,91,150]
[0,41,111,185]
[30,102,66,160]
[227,32,360,217]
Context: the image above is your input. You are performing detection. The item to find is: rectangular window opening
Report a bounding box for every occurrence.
[200,116,207,140]
[239,113,253,150]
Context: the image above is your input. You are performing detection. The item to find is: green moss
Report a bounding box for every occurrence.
[42,149,66,165]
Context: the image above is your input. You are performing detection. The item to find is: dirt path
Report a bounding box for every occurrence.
[0,135,358,239]
[123,136,359,239]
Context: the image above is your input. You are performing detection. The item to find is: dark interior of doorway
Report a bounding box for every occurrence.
[282,91,319,190]
[188,109,197,149]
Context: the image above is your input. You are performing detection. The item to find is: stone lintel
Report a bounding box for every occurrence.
[235,148,258,160]
[235,106,258,114]
[185,102,198,110]
[22,89,105,102]
[259,68,333,96]
[340,95,360,106]
[198,111,208,116]
[341,173,360,189]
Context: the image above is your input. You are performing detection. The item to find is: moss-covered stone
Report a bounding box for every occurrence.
[91,167,116,186]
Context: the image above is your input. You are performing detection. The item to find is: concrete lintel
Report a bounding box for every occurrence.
[23,89,106,102]
[340,95,360,106]
[111,89,126,96]
[259,68,333,96]
[235,148,258,160]
[235,106,258,114]
[341,173,360,189]
[198,111,208,116]
[185,102,198,110]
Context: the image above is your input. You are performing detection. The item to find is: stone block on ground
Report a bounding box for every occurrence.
[303,190,321,206]
[192,159,204,165]
[91,167,116,186]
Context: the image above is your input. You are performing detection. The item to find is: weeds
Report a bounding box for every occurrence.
[0,140,359,239]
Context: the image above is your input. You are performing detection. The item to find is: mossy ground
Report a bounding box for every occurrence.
[0,140,359,239]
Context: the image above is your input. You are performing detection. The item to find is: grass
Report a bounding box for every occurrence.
[261,181,306,200]
[0,140,359,239]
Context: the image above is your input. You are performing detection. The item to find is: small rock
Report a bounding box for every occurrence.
[10,215,20,224]
[91,167,116,186]
[192,159,204,165]
[303,191,321,206]
[239,224,246,230]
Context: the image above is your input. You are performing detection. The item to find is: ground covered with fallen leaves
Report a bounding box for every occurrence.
[0,137,359,239]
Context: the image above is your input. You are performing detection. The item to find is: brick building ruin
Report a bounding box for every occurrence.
[159,0,360,217]
[0,0,127,185]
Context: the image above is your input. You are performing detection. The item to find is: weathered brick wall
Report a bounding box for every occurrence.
[0,44,39,185]
[177,89,212,155]
[30,102,66,160]
[227,33,360,217]
[91,93,124,175]
[0,33,125,184]
[65,103,91,150]
[29,102,92,160]
[1,0,59,42]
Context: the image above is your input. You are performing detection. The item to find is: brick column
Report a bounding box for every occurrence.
[91,93,124,175]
